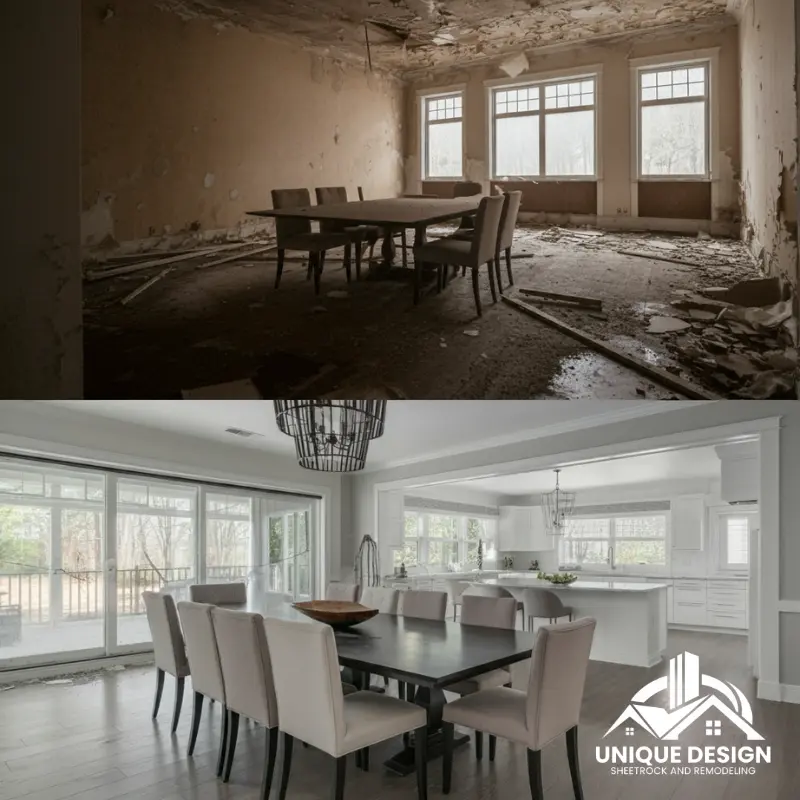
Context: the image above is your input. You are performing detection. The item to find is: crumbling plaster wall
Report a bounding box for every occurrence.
[739,0,798,286]
[82,0,404,250]
[405,26,740,227]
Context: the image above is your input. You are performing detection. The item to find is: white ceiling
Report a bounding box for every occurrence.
[447,445,722,495]
[44,400,699,472]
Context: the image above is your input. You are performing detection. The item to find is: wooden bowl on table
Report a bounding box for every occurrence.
[292,600,379,629]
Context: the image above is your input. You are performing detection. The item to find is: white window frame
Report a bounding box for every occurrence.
[401,510,497,568]
[418,86,466,181]
[558,511,669,572]
[710,507,756,574]
[486,68,600,181]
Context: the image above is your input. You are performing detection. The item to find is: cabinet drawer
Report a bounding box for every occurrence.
[707,581,747,593]
[673,601,707,626]
[706,610,747,629]
[707,594,746,611]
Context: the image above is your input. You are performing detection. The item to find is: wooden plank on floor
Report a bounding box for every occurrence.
[501,294,721,400]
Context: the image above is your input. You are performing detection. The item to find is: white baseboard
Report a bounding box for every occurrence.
[0,651,154,684]
[758,680,800,704]
[668,623,747,636]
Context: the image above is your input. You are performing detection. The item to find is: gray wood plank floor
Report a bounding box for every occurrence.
[1,631,798,800]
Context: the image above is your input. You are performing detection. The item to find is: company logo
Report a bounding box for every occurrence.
[596,652,770,777]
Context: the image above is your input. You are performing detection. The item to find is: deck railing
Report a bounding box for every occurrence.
[0,565,259,623]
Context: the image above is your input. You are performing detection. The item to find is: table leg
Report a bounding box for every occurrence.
[413,224,428,306]
[381,228,397,266]
[383,685,468,776]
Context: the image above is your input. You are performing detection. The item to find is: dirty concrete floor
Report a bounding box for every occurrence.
[83,225,762,400]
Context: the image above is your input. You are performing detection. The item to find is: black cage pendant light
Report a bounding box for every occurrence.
[274,400,387,472]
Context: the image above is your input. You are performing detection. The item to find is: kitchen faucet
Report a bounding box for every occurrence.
[607,546,615,570]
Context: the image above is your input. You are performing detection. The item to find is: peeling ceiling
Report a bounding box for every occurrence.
[155,0,733,75]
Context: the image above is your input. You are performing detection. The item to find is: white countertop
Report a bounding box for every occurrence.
[482,577,668,593]
[388,570,747,583]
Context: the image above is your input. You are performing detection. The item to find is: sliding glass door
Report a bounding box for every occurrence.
[0,453,321,671]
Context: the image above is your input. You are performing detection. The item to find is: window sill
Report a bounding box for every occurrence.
[638,176,710,182]
[493,176,598,182]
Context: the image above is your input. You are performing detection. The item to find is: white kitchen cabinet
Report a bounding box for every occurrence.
[498,506,552,551]
[672,579,707,625]
[670,495,706,550]
[376,489,405,548]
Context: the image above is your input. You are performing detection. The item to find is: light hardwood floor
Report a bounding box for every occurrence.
[1,631,798,800]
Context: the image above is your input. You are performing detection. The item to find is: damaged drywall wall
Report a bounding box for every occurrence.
[738,0,799,286]
[82,0,404,252]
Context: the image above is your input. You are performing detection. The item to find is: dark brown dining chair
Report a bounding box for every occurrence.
[271,188,351,295]
[316,187,379,280]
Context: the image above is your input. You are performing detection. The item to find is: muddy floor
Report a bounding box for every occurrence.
[84,225,771,400]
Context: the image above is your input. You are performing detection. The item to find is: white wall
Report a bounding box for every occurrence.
[1,1,83,399]
[0,402,345,587]
[352,401,799,687]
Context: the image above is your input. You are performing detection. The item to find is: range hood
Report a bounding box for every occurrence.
[714,443,758,505]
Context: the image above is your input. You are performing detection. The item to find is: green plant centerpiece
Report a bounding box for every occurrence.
[539,572,579,585]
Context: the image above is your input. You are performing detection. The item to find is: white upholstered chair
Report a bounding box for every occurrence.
[495,190,523,290]
[211,607,279,792]
[264,617,430,800]
[189,582,247,605]
[444,594,518,760]
[142,591,190,734]
[177,601,228,772]
[399,589,447,620]
[359,586,400,614]
[521,588,574,631]
[462,583,515,600]
[442,618,596,799]
[326,582,361,602]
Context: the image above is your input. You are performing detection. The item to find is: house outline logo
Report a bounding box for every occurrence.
[603,651,764,742]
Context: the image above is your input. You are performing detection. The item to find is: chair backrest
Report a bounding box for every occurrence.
[460,594,518,630]
[463,584,514,600]
[444,579,471,604]
[453,181,483,198]
[177,601,225,702]
[264,617,345,753]
[326,582,360,602]
[359,586,399,614]
[271,188,312,245]
[189,582,247,605]
[212,607,278,728]
[526,618,596,749]
[142,592,188,678]
[522,588,568,619]
[358,186,365,201]
[400,589,447,620]
[471,195,506,265]
[497,190,522,251]
[315,187,349,234]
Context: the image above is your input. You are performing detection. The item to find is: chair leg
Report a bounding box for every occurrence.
[506,247,514,286]
[398,681,405,701]
[355,239,363,280]
[171,677,185,734]
[334,755,347,800]
[275,249,286,289]
[307,253,314,281]
[442,721,454,794]
[566,726,584,800]
[487,260,498,303]
[152,668,165,719]
[358,747,370,771]
[312,253,322,295]
[489,735,497,762]
[402,230,409,270]
[319,250,327,273]
[261,727,278,800]
[223,710,240,783]
[527,748,543,800]
[216,704,229,777]
[471,267,483,317]
[415,725,428,800]
[343,244,352,283]
[279,733,294,800]
[188,692,203,755]
[475,731,483,760]
[494,251,504,294]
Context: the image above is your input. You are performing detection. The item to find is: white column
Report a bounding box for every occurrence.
[0,0,82,398]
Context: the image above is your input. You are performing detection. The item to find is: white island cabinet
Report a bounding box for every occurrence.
[482,576,668,668]
[498,506,553,551]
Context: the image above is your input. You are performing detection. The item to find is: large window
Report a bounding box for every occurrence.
[423,93,464,179]
[397,511,496,570]
[558,513,668,568]
[718,514,750,570]
[492,76,596,179]
[638,62,709,177]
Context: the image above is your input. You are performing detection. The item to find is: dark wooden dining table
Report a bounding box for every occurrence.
[247,197,482,303]
[221,594,537,776]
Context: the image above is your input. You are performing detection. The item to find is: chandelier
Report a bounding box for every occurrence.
[274,401,387,472]
[542,469,576,536]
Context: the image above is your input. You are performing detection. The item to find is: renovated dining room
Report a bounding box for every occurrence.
[1,398,799,799]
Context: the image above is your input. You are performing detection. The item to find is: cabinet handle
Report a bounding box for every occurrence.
[677,601,704,606]
[711,613,740,618]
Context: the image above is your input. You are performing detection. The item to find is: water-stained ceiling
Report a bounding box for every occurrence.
[156,0,733,74]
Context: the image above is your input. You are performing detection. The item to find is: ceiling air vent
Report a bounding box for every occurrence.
[225,427,263,439]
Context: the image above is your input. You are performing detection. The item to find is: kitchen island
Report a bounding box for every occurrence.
[480,575,668,668]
